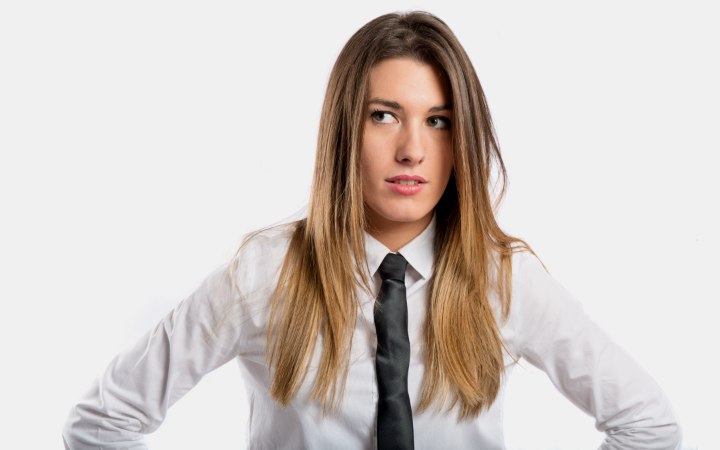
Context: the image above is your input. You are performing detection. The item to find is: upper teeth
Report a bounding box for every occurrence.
[394,180,419,185]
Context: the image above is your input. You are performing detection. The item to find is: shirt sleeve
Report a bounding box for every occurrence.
[509,251,682,449]
[62,261,247,450]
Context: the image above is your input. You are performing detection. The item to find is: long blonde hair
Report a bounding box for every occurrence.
[260,11,533,419]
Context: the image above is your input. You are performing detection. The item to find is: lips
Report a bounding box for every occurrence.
[386,175,428,184]
[385,175,427,195]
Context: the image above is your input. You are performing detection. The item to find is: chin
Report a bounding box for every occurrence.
[372,207,433,226]
[389,213,429,223]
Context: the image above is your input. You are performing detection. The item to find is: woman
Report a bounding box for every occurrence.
[63,11,681,449]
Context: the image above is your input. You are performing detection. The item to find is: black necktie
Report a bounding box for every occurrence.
[374,252,414,449]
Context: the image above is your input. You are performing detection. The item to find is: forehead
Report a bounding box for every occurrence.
[367,58,449,106]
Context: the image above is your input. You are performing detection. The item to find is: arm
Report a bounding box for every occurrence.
[510,252,681,449]
[62,262,245,450]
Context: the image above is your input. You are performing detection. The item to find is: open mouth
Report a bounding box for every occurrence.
[390,180,422,185]
[386,175,428,185]
[385,177,426,195]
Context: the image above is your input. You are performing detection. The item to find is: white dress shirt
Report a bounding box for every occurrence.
[63,216,681,449]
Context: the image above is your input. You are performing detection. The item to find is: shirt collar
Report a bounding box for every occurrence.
[364,214,436,281]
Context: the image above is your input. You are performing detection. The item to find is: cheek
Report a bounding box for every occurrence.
[360,140,384,180]
[444,153,454,178]
[359,151,373,183]
[359,152,379,202]
[435,145,454,180]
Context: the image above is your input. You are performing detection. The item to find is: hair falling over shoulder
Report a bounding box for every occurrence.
[259,11,535,419]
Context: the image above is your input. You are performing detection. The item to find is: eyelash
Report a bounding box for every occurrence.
[370,109,451,129]
[370,109,390,122]
[427,116,451,129]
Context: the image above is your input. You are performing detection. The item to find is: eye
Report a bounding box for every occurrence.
[370,110,396,124]
[427,116,451,129]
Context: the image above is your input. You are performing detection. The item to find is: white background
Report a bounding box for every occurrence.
[1,1,717,449]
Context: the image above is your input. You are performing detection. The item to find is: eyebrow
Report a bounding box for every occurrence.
[368,97,452,113]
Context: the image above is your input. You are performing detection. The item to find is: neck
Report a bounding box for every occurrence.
[366,212,433,252]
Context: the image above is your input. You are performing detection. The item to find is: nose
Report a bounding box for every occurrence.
[395,122,425,165]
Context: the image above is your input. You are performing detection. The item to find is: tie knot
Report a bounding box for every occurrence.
[378,253,408,282]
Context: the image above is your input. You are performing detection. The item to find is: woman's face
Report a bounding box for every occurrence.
[360,57,454,239]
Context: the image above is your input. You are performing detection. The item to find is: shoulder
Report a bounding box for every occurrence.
[227,221,299,296]
[490,248,550,300]
[501,247,542,271]
[508,249,551,291]
[239,221,297,255]
[506,249,576,313]
[500,249,586,351]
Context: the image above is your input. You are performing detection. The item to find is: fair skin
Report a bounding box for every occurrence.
[361,57,454,251]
